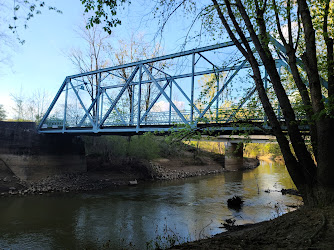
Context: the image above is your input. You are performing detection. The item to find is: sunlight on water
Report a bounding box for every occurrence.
[0,161,302,249]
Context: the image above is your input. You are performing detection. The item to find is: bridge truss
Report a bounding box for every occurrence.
[37,36,314,135]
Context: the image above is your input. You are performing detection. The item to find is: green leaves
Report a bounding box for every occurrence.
[80,0,127,34]
[9,0,62,44]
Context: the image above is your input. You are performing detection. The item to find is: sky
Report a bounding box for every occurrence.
[0,0,208,118]
[0,0,250,120]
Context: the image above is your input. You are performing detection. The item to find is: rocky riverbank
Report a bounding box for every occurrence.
[0,151,259,196]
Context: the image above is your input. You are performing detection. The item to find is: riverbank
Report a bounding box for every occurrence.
[171,204,334,249]
[0,147,259,196]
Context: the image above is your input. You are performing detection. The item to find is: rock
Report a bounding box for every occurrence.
[281,189,300,196]
[129,179,138,186]
[227,196,244,210]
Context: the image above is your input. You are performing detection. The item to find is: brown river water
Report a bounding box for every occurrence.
[0,161,302,249]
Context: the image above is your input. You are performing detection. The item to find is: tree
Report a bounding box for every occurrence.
[209,0,333,206]
[26,89,51,122]
[68,22,111,118]
[80,0,127,35]
[80,0,334,206]
[0,104,6,120]
[9,0,62,44]
[11,88,50,122]
[108,34,166,122]
[11,88,25,121]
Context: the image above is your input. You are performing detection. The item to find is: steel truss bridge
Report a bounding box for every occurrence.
[37,36,324,135]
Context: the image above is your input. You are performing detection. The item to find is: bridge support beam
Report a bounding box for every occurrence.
[224,142,243,171]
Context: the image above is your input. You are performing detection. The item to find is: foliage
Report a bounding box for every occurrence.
[83,135,128,158]
[244,143,282,158]
[150,0,334,205]
[187,140,225,155]
[84,133,163,160]
[80,0,128,34]
[9,0,62,44]
[128,134,161,160]
[0,104,6,121]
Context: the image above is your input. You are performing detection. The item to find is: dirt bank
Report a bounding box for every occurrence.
[171,204,334,249]
[258,154,284,163]
[0,148,259,196]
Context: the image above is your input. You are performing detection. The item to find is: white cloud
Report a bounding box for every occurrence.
[152,100,185,112]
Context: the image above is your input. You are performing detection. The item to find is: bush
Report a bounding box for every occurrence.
[128,133,160,160]
[83,133,164,161]
[244,143,282,157]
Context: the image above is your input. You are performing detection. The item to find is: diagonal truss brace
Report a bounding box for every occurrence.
[142,64,190,125]
[198,60,248,121]
[99,65,139,127]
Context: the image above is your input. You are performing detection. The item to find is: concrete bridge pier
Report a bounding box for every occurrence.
[224,142,243,171]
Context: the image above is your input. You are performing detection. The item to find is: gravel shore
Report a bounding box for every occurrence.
[0,155,259,197]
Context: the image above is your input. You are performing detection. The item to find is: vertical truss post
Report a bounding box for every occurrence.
[131,84,135,125]
[215,70,219,122]
[95,72,101,129]
[100,88,104,122]
[142,65,189,125]
[69,80,96,128]
[62,80,69,132]
[171,79,200,115]
[139,80,170,124]
[99,65,139,127]
[190,53,195,123]
[137,65,142,132]
[169,81,172,125]
[199,60,247,119]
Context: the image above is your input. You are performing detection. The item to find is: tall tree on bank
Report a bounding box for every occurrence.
[208,0,334,206]
[79,0,334,206]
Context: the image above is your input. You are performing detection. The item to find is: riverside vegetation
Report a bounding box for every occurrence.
[0,133,259,196]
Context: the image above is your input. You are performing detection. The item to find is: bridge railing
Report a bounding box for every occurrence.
[41,106,307,129]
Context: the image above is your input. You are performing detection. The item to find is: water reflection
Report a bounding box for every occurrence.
[0,161,302,249]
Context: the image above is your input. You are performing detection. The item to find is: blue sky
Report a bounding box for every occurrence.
[1,0,85,117]
[1,0,245,119]
[1,0,209,118]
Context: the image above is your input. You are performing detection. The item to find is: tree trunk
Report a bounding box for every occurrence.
[211,0,334,206]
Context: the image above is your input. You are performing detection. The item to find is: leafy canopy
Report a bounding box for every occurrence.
[80,0,128,34]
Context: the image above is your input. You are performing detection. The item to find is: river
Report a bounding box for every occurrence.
[0,161,302,249]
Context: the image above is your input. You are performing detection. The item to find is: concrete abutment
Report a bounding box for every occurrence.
[0,121,86,181]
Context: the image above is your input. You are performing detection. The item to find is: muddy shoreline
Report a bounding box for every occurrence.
[171,204,334,249]
[0,155,259,197]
